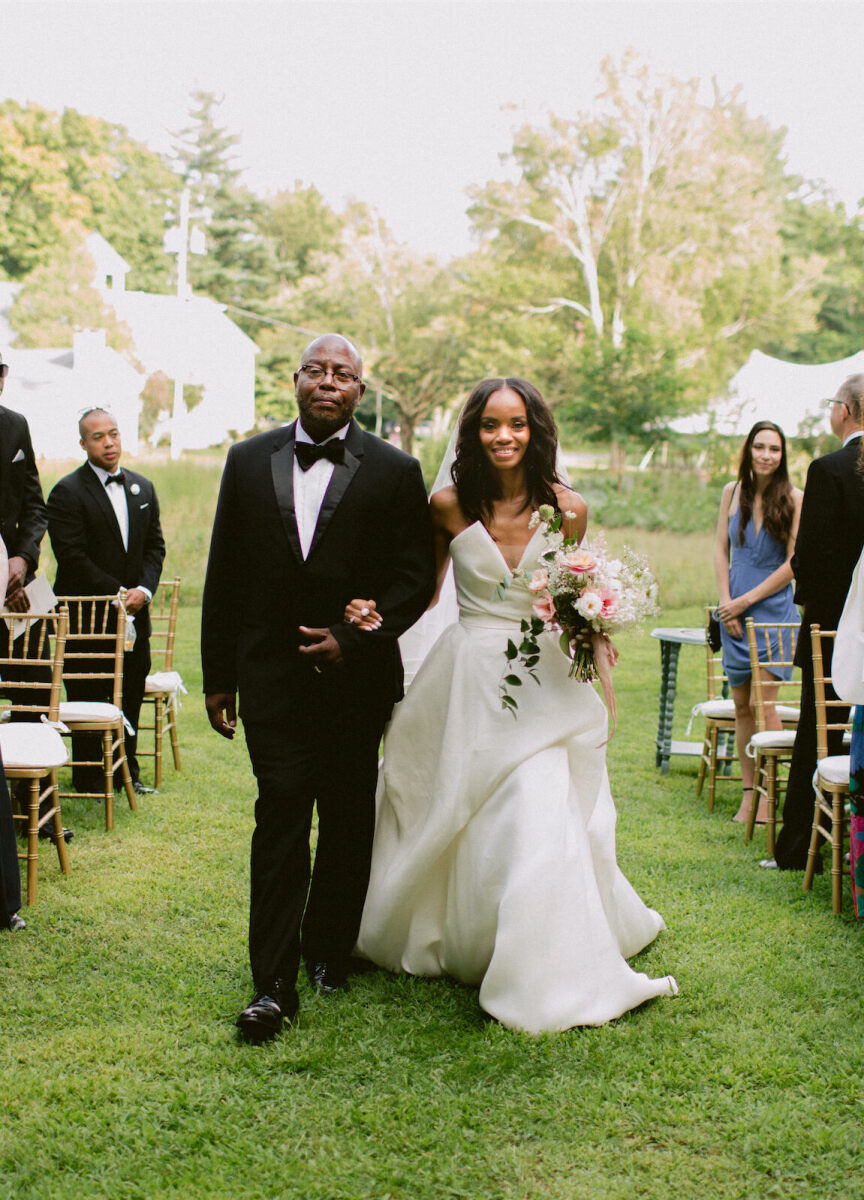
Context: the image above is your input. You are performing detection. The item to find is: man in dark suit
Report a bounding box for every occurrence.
[202,333,436,1042]
[767,374,864,870]
[0,347,64,855]
[46,408,166,792]
[0,351,49,614]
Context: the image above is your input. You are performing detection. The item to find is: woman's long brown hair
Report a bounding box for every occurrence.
[735,420,795,546]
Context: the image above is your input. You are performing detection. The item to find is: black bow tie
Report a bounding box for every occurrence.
[294,440,345,471]
[104,472,125,487]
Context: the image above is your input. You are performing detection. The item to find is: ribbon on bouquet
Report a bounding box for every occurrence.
[592,632,618,746]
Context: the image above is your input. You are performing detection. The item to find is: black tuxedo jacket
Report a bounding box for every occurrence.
[46,463,166,639]
[201,419,436,723]
[792,436,864,664]
[0,405,47,580]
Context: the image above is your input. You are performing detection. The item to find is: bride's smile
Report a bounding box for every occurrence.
[478,387,531,471]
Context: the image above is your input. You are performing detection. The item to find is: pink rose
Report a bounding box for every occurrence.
[599,589,618,618]
[532,594,556,622]
[561,548,597,574]
[528,569,549,594]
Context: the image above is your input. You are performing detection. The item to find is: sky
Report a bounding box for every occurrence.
[2,0,863,259]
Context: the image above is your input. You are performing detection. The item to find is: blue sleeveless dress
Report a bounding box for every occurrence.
[720,509,798,685]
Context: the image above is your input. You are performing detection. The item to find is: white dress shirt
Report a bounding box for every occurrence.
[88,461,151,601]
[90,461,129,549]
[293,422,350,559]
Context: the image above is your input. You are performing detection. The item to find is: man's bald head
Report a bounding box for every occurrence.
[300,334,363,378]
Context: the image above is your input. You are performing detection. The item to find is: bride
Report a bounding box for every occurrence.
[346,377,677,1033]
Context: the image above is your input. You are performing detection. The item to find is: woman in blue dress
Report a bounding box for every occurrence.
[714,421,803,823]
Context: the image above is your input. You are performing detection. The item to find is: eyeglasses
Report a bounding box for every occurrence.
[299,364,361,387]
[823,397,849,412]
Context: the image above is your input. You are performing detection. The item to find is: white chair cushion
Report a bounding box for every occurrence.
[145,670,185,694]
[693,699,736,719]
[58,701,122,723]
[749,729,798,749]
[776,705,800,721]
[815,755,851,786]
[0,724,69,769]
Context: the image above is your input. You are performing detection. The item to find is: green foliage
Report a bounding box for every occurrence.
[557,331,685,447]
[9,237,136,355]
[467,53,823,419]
[172,91,278,316]
[0,100,177,289]
[580,467,721,534]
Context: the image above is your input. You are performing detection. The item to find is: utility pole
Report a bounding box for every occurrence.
[163,187,206,460]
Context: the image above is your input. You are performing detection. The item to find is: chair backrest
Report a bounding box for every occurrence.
[703,606,728,701]
[745,618,801,732]
[56,593,127,708]
[810,625,852,762]
[0,606,69,721]
[149,578,180,672]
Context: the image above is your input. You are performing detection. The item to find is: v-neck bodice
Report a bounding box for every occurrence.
[449,522,544,628]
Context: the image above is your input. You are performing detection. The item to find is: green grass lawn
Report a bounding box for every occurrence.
[2,601,861,1200]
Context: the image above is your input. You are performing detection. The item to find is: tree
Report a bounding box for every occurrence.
[258,183,344,287]
[0,100,177,289]
[272,203,470,451]
[172,90,277,313]
[467,53,823,435]
[10,233,135,355]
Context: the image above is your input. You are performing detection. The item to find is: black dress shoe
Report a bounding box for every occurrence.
[5,913,26,931]
[307,960,349,993]
[132,781,158,795]
[38,825,74,843]
[235,981,298,1043]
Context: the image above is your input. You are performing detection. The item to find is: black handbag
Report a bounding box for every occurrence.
[707,610,722,653]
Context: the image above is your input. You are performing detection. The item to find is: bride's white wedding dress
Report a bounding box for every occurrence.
[356,521,677,1033]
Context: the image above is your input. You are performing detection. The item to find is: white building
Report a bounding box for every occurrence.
[0,232,259,460]
[0,282,143,458]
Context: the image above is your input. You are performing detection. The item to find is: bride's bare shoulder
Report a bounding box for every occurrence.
[430,485,469,537]
[553,484,587,519]
[430,485,459,516]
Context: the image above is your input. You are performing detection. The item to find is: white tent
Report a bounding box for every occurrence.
[672,349,864,438]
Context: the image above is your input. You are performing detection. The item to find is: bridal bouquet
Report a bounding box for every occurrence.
[499,505,658,713]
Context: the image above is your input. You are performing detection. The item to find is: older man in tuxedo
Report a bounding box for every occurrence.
[202,333,436,1041]
[47,408,165,792]
[766,374,864,870]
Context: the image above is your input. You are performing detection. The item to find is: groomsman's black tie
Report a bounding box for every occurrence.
[104,472,125,486]
[294,441,345,471]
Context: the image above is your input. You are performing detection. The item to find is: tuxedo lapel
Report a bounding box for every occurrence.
[81,464,126,556]
[270,424,304,564]
[307,421,365,558]
[124,476,148,565]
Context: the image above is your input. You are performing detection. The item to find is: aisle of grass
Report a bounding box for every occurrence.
[2,601,861,1200]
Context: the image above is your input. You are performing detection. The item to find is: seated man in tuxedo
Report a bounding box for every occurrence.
[202,333,436,1042]
[46,408,165,794]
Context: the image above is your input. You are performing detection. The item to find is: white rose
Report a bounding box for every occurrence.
[575,590,603,620]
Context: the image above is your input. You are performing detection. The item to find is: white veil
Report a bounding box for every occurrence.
[398,419,461,685]
[398,402,572,686]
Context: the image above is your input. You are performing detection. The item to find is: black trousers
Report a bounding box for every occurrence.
[243,689,391,992]
[775,635,848,870]
[67,633,151,788]
[0,751,22,923]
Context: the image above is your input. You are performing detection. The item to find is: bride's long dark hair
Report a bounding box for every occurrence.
[735,420,795,546]
[451,377,562,525]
